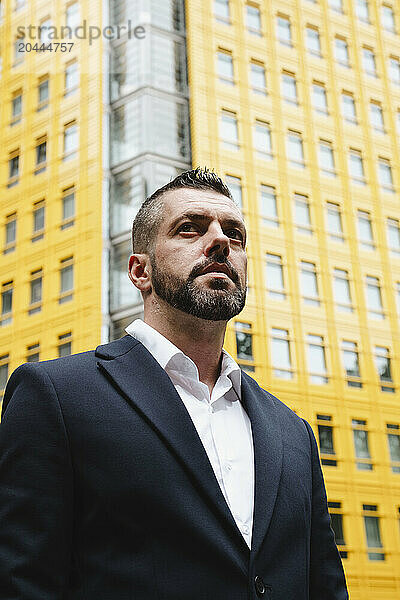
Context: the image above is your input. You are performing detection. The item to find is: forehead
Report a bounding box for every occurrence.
[160,187,244,224]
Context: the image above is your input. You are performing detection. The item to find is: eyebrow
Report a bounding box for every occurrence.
[169,212,246,239]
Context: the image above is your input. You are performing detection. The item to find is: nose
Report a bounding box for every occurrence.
[203,223,230,258]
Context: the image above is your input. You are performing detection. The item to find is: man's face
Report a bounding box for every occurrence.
[149,188,247,321]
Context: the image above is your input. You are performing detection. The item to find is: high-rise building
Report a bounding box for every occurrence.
[0,0,400,597]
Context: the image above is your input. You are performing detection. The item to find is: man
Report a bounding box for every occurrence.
[0,168,348,599]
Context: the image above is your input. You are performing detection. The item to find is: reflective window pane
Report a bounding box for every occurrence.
[235,322,253,360]
[110,240,141,311]
[271,328,292,378]
[260,185,278,226]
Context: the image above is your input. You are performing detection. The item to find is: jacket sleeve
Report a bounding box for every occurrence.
[0,362,74,600]
[302,419,349,600]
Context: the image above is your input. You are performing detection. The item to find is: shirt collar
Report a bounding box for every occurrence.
[125,318,242,399]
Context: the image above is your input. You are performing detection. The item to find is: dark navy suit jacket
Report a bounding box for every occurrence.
[0,335,348,599]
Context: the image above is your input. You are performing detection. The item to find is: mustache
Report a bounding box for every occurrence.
[189,256,240,285]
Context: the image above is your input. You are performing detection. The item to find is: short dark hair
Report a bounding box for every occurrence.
[131,167,233,254]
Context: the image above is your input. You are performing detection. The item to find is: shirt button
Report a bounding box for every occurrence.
[254,575,266,597]
[242,525,250,535]
[225,462,232,471]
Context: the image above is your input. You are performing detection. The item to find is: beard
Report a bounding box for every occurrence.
[150,254,247,321]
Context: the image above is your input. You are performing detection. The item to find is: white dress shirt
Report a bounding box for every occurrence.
[125,318,254,548]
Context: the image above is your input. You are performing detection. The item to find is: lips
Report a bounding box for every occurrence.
[200,263,232,278]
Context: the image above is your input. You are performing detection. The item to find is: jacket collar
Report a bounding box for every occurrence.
[95,336,282,563]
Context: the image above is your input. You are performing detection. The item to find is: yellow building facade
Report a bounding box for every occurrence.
[0,0,104,387]
[186,0,400,596]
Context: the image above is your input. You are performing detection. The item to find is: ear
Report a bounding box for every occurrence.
[128,254,152,294]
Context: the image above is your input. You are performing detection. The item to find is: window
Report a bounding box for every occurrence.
[59,257,74,303]
[32,201,45,241]
[1,281,13,326]
[254,120,272,158]
[11,90,22,124]
[260,185,278,227]
[306,26,321,56]
[342,340,362,387]
[363,47,377,76]
[61,186,75,229]
[389,56,400,85]
[234,321,253,361]
[282,72,298,104]
[312,82,328,114]
[58,332,72,357]
[13,37,24,64]
[329,0,343,12]
[300,261,320,306]
[250,60,267,95]
[326,202,344,242]
[277,15,292,46]
[333,268,353,312]
[307,334,328,384]
[110,239,141,311]
[217,50,234,84]
[317,415,337,466]
[29,269,43,314]
[38,76,49,110]
[65,61,79,95]
[382,4,396,32]
[341,92,357,124]
[35,137,47,174]
[26,343,40,363]
[335,38,350,67]
[271,328,293,379]
[369,101,385,132]
[4,214,17,254]
[374,346,395,392]
[294,193,312,234]
[246,4,262,35]
[8,151,20,186]
[214,0,230,24]
[363,505,384,560]
[366,276,384,319]
[220,110,239,150]
[39,18,52,44]
[387,424,400,473]
[66,2,79,28]
[387,218,400,256]
[226,176,242,210]
[63,122,78,159]
[0,355,9,394]
[352,419,373,470]
[356,0,369,22]
[266,253,285,300]
[378,158,394,192]
[287,131,305,168]
[328,502,347,557]
[319,141,336,177]
[357,210,375,250]
[348,149,365,184]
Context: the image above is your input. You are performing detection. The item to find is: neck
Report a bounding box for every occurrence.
[143,299,227,390]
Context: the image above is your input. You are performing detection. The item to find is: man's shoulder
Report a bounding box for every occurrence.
[10,335,139,383]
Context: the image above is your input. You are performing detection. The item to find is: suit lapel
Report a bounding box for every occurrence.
[95,336,249,570]
[241,372,283,559]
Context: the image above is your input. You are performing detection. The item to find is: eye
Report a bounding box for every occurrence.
[226,228,244,242]
[178,222,198,233]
